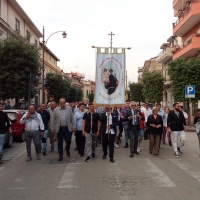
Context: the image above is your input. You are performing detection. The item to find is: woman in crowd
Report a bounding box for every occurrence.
[147,107,163,156]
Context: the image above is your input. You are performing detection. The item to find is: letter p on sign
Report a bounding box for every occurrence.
[185,85,195,98]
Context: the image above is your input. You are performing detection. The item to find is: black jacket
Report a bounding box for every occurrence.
[167,110,186,131]
[125,109,145,131]
[147,114,163,135]
[99,113,118,134]
[0,111,11,134]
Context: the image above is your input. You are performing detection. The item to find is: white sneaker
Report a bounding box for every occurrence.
[175,151,179,158]
[114,143,119,148]
[137,147,140,152]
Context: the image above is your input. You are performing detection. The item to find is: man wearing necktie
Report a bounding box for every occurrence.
[125,102,145,157]
[99,107,119,163]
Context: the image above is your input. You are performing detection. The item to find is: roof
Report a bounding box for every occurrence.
[40,42,60,61]
[160,43,170,49]
[9,0,42,38]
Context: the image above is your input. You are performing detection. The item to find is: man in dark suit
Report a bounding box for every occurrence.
[99,107,118,163]
[125,102,145,157]
[107,69,118,95]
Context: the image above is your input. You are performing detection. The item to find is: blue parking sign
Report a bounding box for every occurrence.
[185,85,195,98]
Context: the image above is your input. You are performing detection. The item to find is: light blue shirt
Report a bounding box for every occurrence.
[74,110,85,131]
[157,109,165,121]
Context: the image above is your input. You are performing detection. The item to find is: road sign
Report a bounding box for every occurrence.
[185,85,195,98]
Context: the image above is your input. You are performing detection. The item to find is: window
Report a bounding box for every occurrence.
[91,90,93,93]
[15,18,20,32]
[35,39,38,48]
[26,30,31,42]
[86,90,88,96]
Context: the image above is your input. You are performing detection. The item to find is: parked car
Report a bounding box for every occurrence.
[3,110,26,142]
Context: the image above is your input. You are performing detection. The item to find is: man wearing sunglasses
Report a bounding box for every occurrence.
[125,102,145,157]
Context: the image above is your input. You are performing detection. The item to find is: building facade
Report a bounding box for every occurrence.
[137,67,143,82]
[0,0,42,45]
[82,80,95,101]
[156,36,179,108]
[67,72,85,88]
[172,0,200,60]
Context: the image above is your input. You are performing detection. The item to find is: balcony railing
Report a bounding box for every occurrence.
[173,0,200,28]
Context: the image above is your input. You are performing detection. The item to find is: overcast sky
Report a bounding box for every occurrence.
[17,0,175,82]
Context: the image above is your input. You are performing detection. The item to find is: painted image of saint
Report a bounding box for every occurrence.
[108,68,118,95]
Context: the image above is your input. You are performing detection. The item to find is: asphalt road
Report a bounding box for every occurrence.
[0,131,200,200]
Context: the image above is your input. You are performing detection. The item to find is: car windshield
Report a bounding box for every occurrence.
[7,113,17,121]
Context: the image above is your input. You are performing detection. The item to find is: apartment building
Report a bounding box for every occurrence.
[172,0,200,60]
[137,67,143,82]
[0,0,42,45]
[82,80,95,101]
[142,57,162,73]
[156,36,180,108]
[67,72,85,88]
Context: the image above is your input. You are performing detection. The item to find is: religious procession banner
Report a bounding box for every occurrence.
[95,52,125,106]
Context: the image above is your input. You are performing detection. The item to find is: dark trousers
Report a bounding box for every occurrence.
[25,131,41,157]
[119,123,123,137]
[57,127,72,156]
[75,130,85,155]
[102,133,115,159]
[129,125,138,153]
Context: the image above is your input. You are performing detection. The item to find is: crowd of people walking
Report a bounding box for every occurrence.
[2,95,200,163]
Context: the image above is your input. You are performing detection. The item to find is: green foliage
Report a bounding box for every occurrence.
[0,33,41,102]
[88,93,94,102]
[45,73,70,102]
[67,86,77,102]
[129,82,145,103]
[76,87,83,101]
[168,58,200,102]
[142,71,165,103]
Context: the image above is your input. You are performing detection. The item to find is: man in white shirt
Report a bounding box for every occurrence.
[20,105,44,162]
[143,103,152,140]
[99,107,118,163]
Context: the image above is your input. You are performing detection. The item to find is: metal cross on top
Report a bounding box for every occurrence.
[108,31,115,50]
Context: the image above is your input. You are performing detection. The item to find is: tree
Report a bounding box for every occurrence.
[168,58,200,102]
[76,88,83,101]
[129,82,145,104]
[88,93,94,102]
[0,33,41,107]
[45,73,70,102]
[142,71,165,103]
[67,86,77,102]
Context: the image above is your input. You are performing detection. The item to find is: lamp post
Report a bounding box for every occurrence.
[42,26,67,103]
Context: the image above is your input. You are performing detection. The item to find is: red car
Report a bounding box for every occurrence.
[3,110,26,142]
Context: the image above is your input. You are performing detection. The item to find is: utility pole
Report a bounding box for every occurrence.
[108,31,115,53]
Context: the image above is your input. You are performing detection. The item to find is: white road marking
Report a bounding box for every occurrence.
[9,149,26,164]
[8,187,28,190]
[57,163,81,189]
[170,159,200,182]
[0,167,4,172]
[145,159,176,187]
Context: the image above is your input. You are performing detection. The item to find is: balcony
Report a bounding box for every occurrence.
[173,0,188,10]
[173,1,200,37]
[156,47,174,63]
[172,35,200,60]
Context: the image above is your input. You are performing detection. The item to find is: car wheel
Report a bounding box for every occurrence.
[5,134,13,148]
[18,131,25,142]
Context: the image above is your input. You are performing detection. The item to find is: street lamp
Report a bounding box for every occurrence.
[42,26,67,103]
